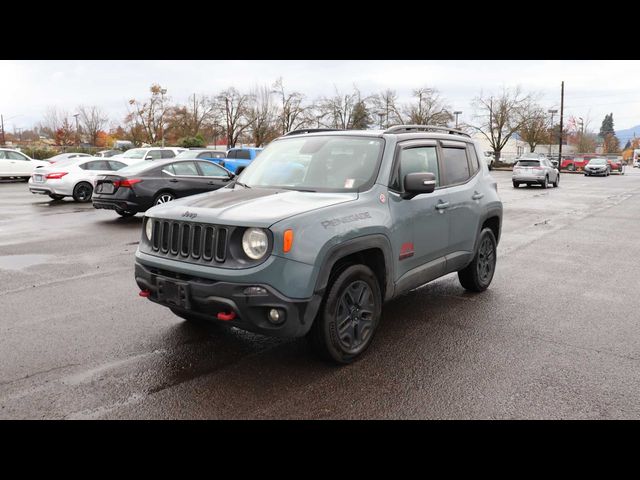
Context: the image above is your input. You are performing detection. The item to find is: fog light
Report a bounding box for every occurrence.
[268,308,284,324]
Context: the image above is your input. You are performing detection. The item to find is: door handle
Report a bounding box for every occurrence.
[435,201,450,210]
[472,191,484,200]
[169,179,179,183]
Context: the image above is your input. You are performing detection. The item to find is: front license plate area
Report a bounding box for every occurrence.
[157,278,190,309]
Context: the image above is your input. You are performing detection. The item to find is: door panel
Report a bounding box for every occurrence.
[388,144,449,284]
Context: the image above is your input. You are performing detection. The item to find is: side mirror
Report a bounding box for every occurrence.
[145,155,154,160]
[403,172,436,199]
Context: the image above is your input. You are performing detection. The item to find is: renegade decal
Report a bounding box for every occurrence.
[321,212,371,229]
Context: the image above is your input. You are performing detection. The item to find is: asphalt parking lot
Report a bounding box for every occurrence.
[1,169,639,419]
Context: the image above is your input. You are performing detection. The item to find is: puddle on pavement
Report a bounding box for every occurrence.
[0,254,56,270]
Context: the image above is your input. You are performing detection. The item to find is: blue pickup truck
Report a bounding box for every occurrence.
[213,147,263,174]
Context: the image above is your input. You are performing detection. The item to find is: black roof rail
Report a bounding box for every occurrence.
[284,128,343,136]
[383,124,470,138]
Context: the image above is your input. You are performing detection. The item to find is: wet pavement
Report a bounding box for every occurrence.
[1,169,639,419]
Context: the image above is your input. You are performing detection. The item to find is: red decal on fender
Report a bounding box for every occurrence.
[399,242,415,260]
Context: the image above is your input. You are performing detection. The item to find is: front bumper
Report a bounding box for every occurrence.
[134,260,321,338]
[584,169,607,175]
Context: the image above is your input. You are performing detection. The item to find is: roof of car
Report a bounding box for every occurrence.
[279,125,473,141]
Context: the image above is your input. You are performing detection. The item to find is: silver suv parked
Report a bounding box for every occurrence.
[134,126,503,363]
[512,157,559,188]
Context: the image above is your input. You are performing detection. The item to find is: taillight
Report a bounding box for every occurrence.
[45,172,68,179]
[113,178,142,188]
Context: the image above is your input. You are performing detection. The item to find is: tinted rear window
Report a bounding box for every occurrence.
[517,160,540,167]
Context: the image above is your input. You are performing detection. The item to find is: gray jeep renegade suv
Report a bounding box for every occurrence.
[134,125,503,363]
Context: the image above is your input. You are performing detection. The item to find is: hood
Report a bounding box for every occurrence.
[145,186,358,227]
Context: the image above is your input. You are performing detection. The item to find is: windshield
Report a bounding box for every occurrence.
[121,149,146,159]
[589,158,606,165]
[237,136,383,192]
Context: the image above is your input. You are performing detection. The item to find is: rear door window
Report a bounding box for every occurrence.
[108,161,127,170]
[171,161,200,176]
[161,150,175,159]
[6,151,29,161]
[442,147,470,185]
[226,150,237,159]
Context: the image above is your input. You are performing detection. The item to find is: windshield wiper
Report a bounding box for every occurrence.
[234,180,251,189]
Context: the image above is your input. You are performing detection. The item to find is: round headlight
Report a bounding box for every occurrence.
[242,228,268,260]
[145,218,153,241]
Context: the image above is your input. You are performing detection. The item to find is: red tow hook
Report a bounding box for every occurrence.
[139,289,151,297]
[217,311,236,321]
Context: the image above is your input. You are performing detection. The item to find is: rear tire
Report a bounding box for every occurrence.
[512,181,519,188]
[553,174,559,187]
[154,192,175,205]
[48,194,64,200]
[72,182,93,203]
[458,228,497,292]
[541,176,548,189]
[308,264,382,364]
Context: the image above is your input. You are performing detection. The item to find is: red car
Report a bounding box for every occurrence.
[607,158,624,174]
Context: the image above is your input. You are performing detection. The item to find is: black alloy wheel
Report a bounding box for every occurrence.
[73,182,93,203]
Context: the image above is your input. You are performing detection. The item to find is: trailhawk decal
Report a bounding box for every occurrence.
[399,242,415,260]
[321,212,371,229]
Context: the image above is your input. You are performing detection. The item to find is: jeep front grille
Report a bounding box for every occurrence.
[151,220,228,263]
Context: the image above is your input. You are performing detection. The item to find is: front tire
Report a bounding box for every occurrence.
[553,174,559,187]
[512,181,519,188]
[72,182,93,203]
[458,228,497,292]
[308,264,382,364]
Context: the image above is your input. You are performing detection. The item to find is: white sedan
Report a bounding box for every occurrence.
[0,148,50,179]
[28,157,136,202]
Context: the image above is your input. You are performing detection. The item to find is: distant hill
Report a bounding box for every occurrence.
[615,125,640,146]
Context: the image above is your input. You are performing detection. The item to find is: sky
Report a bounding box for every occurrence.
[2,60,640,134]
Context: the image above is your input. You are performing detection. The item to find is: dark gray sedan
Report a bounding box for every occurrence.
[584,158,610,176]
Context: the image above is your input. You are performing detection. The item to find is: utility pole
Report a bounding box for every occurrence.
[548,109,557,156]
[0,114,5,146]
[558,81,564,164]
[73,113,80,146]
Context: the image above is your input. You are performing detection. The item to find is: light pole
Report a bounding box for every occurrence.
[73,113,80,146]
[548,109,558,155]
[454,111,462,128]
[160,88,167,148]
[377,111,385,130]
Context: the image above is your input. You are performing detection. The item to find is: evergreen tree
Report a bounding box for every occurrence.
[599,113,615,137]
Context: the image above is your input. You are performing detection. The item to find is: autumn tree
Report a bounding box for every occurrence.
[54,118,76,146]
[39,106,69,138]
[566,116,597,153]
[216,87,253,148]
[470,87,537,163]
[78,105,109,146]
[518,106,550,152]
[126,84,170,145]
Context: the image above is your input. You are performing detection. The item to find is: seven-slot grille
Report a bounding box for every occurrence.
[150,220,228,263]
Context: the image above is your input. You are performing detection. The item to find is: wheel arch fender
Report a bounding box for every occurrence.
[313,234,395,302]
